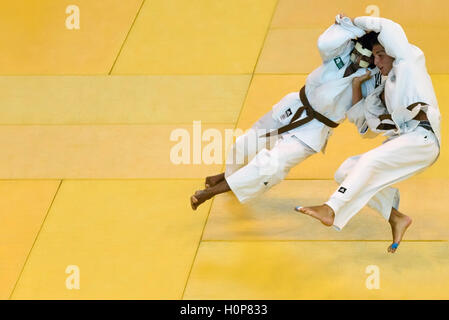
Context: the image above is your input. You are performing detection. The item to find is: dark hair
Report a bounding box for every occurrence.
[356,31,380,51]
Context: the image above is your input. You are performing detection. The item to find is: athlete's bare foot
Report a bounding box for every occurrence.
[295,204,335,226]
[190,189,212,210]
[205,172,225,188]
[387,208,412,253]
[191,180,231,211]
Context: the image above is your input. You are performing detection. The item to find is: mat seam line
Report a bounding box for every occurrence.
[8,180,64,299]
[108,0,147,75]
[180,0,281,299]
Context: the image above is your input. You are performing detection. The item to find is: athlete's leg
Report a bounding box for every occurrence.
[226,135,315,203]
[297,127,439,251]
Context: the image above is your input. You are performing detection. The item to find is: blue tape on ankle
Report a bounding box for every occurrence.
[295,206,302,211]
[391,243,399,249]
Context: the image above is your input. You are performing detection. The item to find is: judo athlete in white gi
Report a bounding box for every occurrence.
[296,16,441,253]
[190,14,382,210]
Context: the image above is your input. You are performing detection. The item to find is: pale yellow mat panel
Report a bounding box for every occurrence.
[0,0,143,74]
[203,179,449,240]
[236,75,448,179]
[272,0,449,29]
[257,28,448,74]
[184,241,449,299]
[0,125,234,179]
[11,180,209,299]
[111,0,277,74]
[0,76,250,124]
[0,180,60,299]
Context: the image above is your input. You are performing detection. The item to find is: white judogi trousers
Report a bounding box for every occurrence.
[225,110,316,203]
[326,126,440,230]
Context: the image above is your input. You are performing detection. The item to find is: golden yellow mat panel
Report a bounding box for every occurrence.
[0,0,143,74]
[11,180,209,299]
[0,180,60,299]
[184,241,449,299]
[203,179,449,241]
[112,0,278,74]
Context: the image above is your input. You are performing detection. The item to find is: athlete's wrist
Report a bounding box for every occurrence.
[352,79,363,87]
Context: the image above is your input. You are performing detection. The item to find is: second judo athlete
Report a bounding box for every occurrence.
[296,16,441,253]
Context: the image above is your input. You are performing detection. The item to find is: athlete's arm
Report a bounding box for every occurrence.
[317,14,365,62]
[354,16,410,60]
[352,70,372,105]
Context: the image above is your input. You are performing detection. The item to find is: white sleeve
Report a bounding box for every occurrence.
[317,15,365,62]
[347,99,370,136]
[353,16,411,60]
[346,100,379,139]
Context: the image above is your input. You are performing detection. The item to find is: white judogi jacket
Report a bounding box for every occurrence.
[271,15,381,152]
[353,16,441,145]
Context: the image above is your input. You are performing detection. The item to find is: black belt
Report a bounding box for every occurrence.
[261,86,339,138]
[418,120,434,133]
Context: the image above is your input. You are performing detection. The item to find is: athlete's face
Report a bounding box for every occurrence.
[373,44,395,76]
[352,51,373,69]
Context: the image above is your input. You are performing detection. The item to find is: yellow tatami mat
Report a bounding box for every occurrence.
[2,0,447,301]
[261,0,449,73]
[256,29,322,74]
[0,180,60,299]
[11,180,208,299]
[183,241,449,299]
[235,75,449,179]
[236,74,309,129]
[0,0,143,74]
[0,124,234,179]
[0,76,250,124]
[400,28,449,73]
[111,0,278,74]
[271,0,377,28]
[203,179,449,241]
